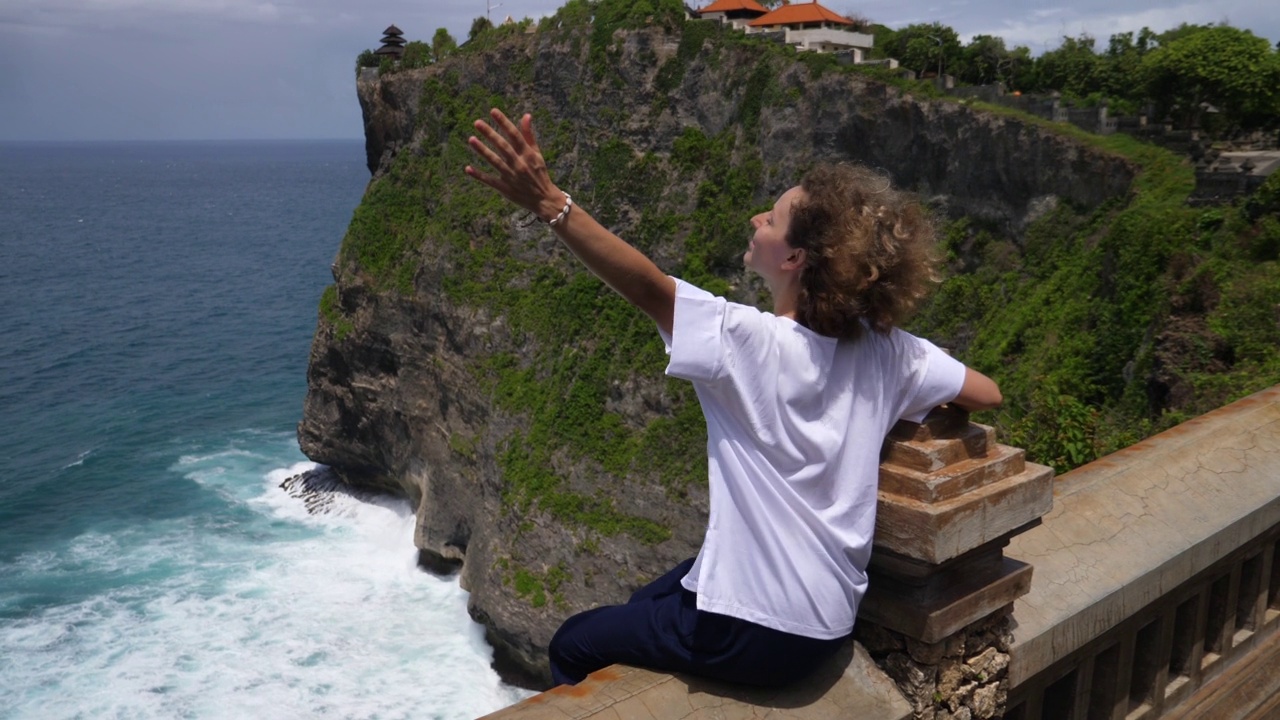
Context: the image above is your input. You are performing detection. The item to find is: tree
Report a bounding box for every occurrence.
[1095,29,1156,103]
[400,41,431,69]
[469,15,494,42]
[838,9,875,32]
[1157,22,1213,45]
[958,34,1009,85]
[1033,34,1101,97]
[1004,45,1035,91]
[882,22,961,76]
[866,24,897,60]
[963,37,1035,91]
[355,49,378,74]
[432,28,457,63]
[1141,25,1280,131]
[621,0,656,23]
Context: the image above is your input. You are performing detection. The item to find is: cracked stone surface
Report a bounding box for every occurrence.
[480,642,912,719]
[1005,384,1280,686]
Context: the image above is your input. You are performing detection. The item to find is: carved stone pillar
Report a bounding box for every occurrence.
[858,406,1054,719]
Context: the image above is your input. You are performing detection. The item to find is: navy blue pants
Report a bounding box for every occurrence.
[548,558,847,687]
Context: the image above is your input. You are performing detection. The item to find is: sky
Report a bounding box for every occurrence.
[0,0,1275,141]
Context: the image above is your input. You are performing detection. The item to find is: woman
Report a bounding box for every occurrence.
[465,109,1002,688]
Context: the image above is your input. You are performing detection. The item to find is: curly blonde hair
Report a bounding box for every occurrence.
[786,164,941,340]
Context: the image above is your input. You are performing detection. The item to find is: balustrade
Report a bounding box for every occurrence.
[1006,528,1280,719]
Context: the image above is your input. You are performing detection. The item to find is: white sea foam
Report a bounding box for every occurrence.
[0,448,531,719]
[176,447,264,466]
[61,449,92,469]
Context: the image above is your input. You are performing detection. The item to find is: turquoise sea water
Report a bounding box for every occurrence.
[0,141,526,718]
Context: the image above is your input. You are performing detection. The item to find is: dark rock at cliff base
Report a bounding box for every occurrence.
[280,465,401,516]
[302,20,1136,688]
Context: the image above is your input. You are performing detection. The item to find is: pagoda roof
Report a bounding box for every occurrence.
[748,1,854,26]
[696,0,769,14]
[382,24,404,36]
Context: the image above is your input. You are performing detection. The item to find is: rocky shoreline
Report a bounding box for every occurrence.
[278,465,394,516]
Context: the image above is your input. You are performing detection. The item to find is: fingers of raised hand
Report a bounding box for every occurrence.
[463,163,502,190]
[467,132,509,175]
[471,120,518,169]
[519,113,539,149]
[490,109,527,153]
[476,109,528,165]
[465,110,551,208]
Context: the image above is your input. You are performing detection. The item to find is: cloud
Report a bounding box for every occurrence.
[1030,8,1068,21]
[0,0,304,27]
[971,1,1276,49]
[854,0,1277,48]
[965,2,1214,48]
[0,0,560,35]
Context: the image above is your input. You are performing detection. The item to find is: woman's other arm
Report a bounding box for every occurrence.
[465,109,676,335]
[952,367,1003,412]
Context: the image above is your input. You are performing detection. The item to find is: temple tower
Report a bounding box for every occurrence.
[375,25,406,61]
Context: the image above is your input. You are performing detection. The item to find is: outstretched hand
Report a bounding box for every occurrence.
[465,109,565,223]
[465,109,675,333]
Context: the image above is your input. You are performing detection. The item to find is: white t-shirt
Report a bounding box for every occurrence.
[658,279,967,639]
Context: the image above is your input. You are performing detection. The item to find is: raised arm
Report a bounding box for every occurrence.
[465,109,676,335]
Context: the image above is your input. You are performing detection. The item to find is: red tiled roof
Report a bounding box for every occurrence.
[697,0,770,14]
[748,1,854,27]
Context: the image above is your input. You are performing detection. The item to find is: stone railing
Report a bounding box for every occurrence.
[481,385,1280,720]
[1190,151,1279,205]
[1002,384,1280,719]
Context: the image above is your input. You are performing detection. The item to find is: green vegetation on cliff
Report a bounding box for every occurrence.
[329,0,1280,535]
[318,285,353,340]
[914,142,1280,470]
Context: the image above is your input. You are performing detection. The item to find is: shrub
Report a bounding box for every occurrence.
[354,49,378,75]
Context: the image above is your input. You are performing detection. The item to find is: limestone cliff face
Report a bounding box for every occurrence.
[300,21,1135,689]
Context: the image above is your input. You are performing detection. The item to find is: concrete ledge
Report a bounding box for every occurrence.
[1005,384,1280,686]
[480,642,912,719]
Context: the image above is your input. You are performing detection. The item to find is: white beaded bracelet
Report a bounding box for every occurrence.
[546,193,573,227]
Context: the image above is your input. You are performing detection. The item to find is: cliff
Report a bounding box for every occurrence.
[299,11,1144,688]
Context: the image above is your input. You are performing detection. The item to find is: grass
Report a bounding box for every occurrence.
[318,285,354,340]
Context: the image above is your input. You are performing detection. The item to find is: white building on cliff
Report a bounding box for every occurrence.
[744,1,873,58]
[696,0,874,58]
[694,0,770,29]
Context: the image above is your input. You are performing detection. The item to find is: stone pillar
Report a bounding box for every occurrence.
[857,406,1054,719]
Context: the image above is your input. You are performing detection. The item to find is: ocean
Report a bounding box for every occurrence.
[0,141,528,718]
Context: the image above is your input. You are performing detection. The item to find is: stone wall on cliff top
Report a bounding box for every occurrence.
[299,20,1135,689]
